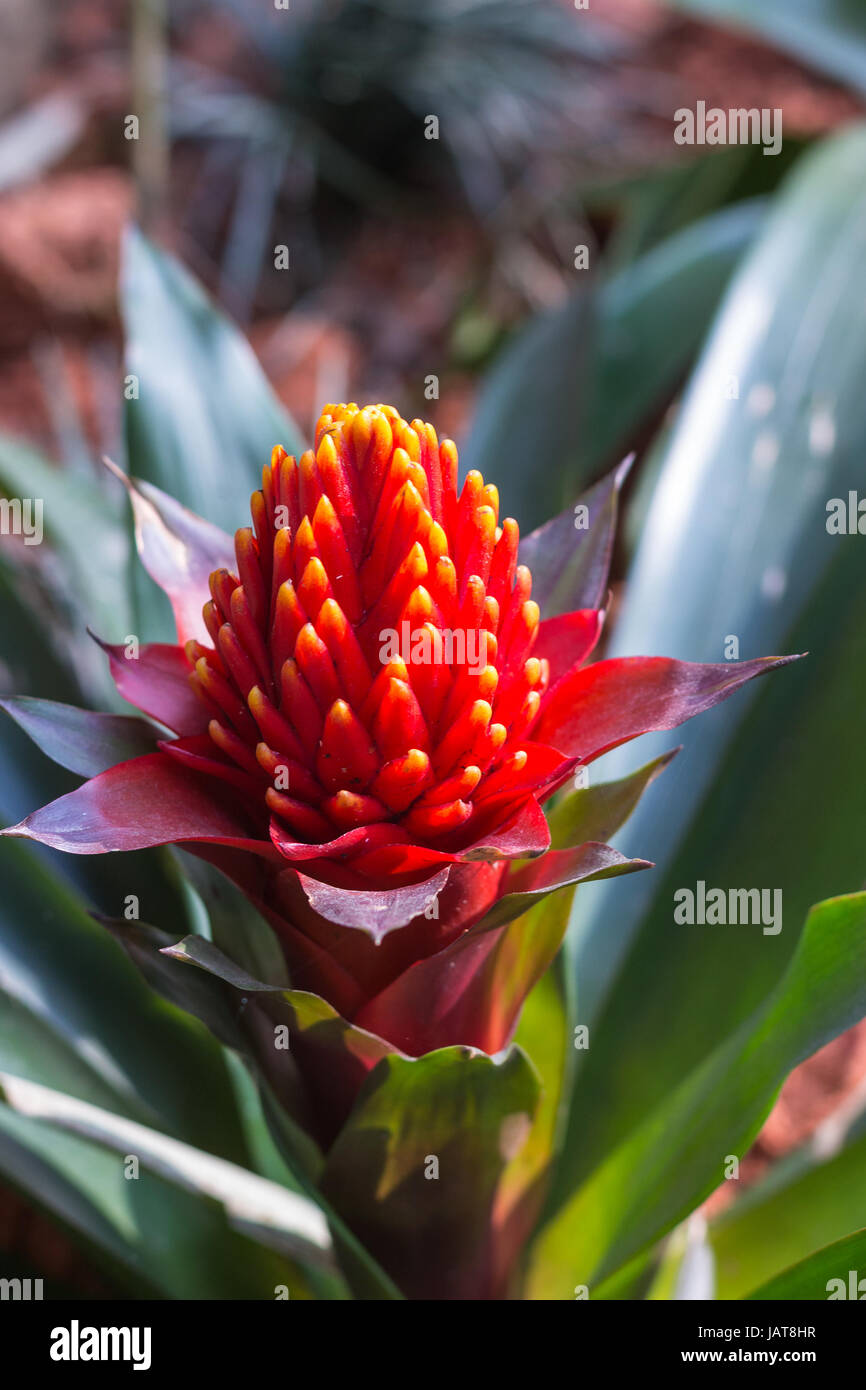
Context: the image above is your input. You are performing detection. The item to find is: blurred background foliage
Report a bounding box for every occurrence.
[0,0,865,1298]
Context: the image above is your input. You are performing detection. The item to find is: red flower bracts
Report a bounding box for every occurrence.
[4,404,796,1077]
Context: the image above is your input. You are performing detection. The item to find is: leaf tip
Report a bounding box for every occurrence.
[614,451,636,489]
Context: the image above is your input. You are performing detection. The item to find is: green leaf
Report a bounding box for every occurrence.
[260,1083,405,1302]
[461,287,591,530]
[0,1097,328,1299]
[0,432,133,648]
[107,920,397,1174]
[101,921,405,1297]
[158,932,395,1153]
[546,750,678,851]
[504,933,573,1242]
[122,226,304,536]
[553,123,866,1207]
[100,916,257,1055]
[0,557,83,825]
[527,893,866,1295]
[0,467,192,935]
[321,1045,540,1300]
[174,851,289,987]
[748,1229,866,1301]
[0,560,194,931]
[0,838,247,1163]
[580,200,766,489]
[0,1073,334,1270]
[592,152,785,271]
[710,1109,866,1298]
[463,201,762,529]
[671,0,866,96]
[0,697,158,778]
[0,536,191,939]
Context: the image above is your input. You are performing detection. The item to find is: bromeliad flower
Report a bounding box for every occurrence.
[2,403,795,1077]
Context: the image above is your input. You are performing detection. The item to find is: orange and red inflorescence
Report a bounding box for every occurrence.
[186,403,548,847]
[3,394,797,1093]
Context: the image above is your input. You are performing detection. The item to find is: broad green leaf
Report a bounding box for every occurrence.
[0,838,247,1163]
[101,916,259,1055]
[0,697,158,778]
[503,920,573,1264]
[160,932,396,1153]
[108,920,390,1176]
[0,556,82,824]
[102,921,404,1297]
[321,1045,540,1300]
[553,124,866,1207]
[591,1248,659,1301]
[579,200,766,492]
[0,1104,138,1285]
[710,1108,866,1298]
[546,749,678,851]
[560,532,866,1202]
[671,0,866,96]
[592,151,785,271]
[122,226,304,536]
[103,917,322,1188]
[0,556,191,929]
[0,1098,326,1299]
[222,1047,315,1191]
[528,893,866,1295]
[463,200,762,530]
[174,850,289,986]
[0,1073,334,1271]
[461,286,590,530]
[260,1084,404,1302]
[748,1229,866,1301]
[0,432,133,652]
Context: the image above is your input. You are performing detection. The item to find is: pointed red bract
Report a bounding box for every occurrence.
[94,638,211,735]
[104,460,235,646]
[2,752,275,855]
[535,653,801,762]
